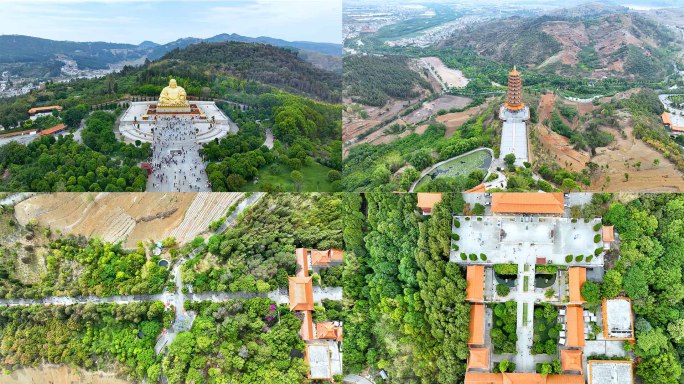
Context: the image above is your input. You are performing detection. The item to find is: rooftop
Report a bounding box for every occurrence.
[561,349,583,373]
[38,123,67,136]
[466,265,485,302]
[28,105,62,114]
[468,303,485,345]
[288,276,314,311]
[602,226,614,242]
[306,344,332,380]
[417,192,442,212]
[568,267,586,304]
[491,193,564,215]
[467,347,490,370]
[602,298,634,340]
[588,360,633,384]
[566,305,585,348]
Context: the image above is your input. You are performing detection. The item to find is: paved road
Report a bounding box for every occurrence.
[344,374,374,384]
[263,129,274,149]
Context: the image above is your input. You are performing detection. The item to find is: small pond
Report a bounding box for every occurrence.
[413,148,492,191]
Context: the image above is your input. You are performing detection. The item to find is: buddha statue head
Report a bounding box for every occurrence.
[169,79,178,88]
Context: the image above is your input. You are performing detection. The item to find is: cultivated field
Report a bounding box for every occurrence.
[3,366,131,384]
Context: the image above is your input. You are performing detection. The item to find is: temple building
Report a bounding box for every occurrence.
[504,66,525,112]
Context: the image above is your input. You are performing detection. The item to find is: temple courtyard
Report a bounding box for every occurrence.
[117,79,239,192]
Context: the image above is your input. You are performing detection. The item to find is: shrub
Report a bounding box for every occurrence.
[565,255,573,263]
[460,253,467,261]
[494,264,518,275]
[594,234,601,243]
[536,265,558,274]
[453,245,459,251]
[496,284,510,296]
[594,248,603,256]
[575,255,584,262]
[545,288,555,299]
[469,253,478,261]
[454,219,461,228]
[465,217,471,221]
[571,218,577,223]
[451,233,460,241]
[586,255,593,262]
[593,223,602,231]
[480,253,487,261]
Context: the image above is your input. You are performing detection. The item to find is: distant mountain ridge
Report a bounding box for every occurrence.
[0,33,341,73]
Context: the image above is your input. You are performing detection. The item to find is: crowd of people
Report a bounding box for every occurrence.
[147,116,211,192]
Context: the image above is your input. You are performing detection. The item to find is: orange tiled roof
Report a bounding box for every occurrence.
[468,303,485,345]
[467,347,490,370]
[28,105,62,114]
[310,248,344,267]
[417,193,442,211]
[568,267,586,304]
[602,226,614,242]
[561,349,583,373]
[465,183,486,193]
[329,248,343,262]
[464,373,585,384]
[466,265,485,302]
[300,310,315,341]
[311,250,330,266]
[546,375,585,384]
[316,322,343,341]
[491,193,564,214]
[288,276,314,311]
[39,123,66,136]
[662,112,672,125]
[295,248,308,277]
[464,372,504,384]
[566,305,585,348]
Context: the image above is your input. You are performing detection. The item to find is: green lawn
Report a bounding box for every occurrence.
[241,162,337,192]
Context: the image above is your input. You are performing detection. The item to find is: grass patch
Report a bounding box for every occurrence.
[523,276,529,292]
[241,162,337,192]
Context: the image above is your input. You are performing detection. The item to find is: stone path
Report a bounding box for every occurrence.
[146,116,210,192]
[513,262,536,372]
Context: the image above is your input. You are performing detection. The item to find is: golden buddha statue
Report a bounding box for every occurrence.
[158,79,188,106]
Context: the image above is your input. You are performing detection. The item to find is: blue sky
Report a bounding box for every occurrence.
[0,0,341,44]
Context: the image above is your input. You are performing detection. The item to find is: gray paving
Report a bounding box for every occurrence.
[147,116,210,192]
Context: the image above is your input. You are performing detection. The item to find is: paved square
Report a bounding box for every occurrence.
[452,216,604,265]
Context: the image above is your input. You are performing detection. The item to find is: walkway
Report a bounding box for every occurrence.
[514,262,535,372]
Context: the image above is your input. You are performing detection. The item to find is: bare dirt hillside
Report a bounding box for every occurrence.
[14,192,243,248]
[3,366,131,384]
[443,13,678,80]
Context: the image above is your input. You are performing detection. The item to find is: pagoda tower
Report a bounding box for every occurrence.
[504,66,525,111]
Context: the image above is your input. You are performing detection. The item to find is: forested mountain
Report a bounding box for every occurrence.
[343,55,431,106]
[0,33,341,76]
[0,35,146,69]
[441,12,679,80]
[161,42,341,102]
[149,33,341,60]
